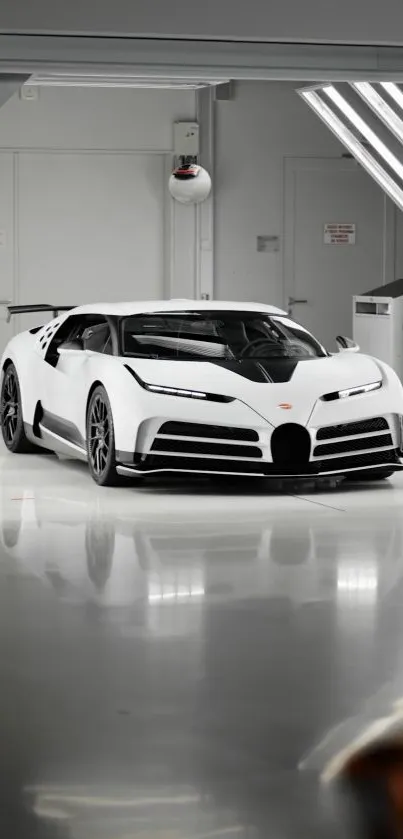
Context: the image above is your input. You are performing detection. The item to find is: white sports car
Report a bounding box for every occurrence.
[1,299,403,486]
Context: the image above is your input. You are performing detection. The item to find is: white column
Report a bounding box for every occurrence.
[164,88,214,301]
[164,155,197,300]
[196,87,214,300]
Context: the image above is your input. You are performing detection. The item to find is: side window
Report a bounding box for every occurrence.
[45,315,85,367]
[45,315,112,366]
[82,321,112,354]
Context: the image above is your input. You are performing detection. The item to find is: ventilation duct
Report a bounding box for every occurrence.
[299,82,403,211]
[25,73,228,90]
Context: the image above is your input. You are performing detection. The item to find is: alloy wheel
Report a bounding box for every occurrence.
[88,394,110,477]
[1,368,20,446]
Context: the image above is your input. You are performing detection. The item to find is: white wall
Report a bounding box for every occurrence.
[1,0,403,46]
[393,214,403,280]
[0,87,194,151]
[17,152,166,305]
[2,80,401,332]
[214,82,345,307]
[0,87,197,332]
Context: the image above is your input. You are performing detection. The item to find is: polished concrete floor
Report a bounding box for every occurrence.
[2,442,403,838]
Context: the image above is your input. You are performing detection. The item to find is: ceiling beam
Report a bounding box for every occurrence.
[2,36,403,82]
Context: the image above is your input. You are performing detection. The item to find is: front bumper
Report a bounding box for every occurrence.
[116,412,403,479]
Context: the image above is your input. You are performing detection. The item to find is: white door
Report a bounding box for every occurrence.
[0,153,15,353]
[284,158,394,350]
[39,315,112,450]
[16,151,165,334]
[42,348,90,451]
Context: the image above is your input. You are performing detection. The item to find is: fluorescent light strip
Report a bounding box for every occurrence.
[353,82,403,146]
[381,82,403,112]
[337,567,378,593]
[148,588,205,602]
[323,85,403,182]
[300,90,403,211]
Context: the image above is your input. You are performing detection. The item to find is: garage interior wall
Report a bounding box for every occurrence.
[214,81,400,313]
[394,216,403,279]
[0,80,401,338]
[0,86,197,335]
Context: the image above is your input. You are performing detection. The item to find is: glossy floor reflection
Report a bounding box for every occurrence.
[2,445,403,838]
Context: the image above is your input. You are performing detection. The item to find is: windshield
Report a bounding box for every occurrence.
[120,311,327,360]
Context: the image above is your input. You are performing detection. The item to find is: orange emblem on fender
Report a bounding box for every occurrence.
[278,403,292,410]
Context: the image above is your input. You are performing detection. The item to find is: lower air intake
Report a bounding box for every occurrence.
[151,438,262,459]
[314,433,393,458]
[317,417,389,441]
[158,421,258,442]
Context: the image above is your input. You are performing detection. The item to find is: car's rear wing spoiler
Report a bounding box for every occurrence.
[5,304,75,323]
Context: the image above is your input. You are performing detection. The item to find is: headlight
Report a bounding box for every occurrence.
[146,384,207,399]
[322,381,382,402]
[124,365,234,403]
[339,381,382,398]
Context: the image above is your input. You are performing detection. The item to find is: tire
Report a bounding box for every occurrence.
[344,469,395,482]
[0,363,41,453]
[86,385,121,487]
[2,519,22,549]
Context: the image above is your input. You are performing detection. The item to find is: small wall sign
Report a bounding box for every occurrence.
[257,235,280,253]
[324,223,356,245]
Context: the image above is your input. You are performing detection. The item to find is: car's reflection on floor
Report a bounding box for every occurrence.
[1,467,403,837]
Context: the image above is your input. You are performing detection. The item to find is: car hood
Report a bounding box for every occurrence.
[123,353,383,426]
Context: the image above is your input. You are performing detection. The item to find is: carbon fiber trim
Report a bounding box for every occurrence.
[40,409,85,449]
[124,448,401,476]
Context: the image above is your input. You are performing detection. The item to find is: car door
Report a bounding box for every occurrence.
[41,315,111,452]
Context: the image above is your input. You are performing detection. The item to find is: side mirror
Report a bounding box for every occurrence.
[57,339,84,355]
[336,335,360,353]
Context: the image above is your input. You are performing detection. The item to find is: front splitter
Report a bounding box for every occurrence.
[116,461,403,480]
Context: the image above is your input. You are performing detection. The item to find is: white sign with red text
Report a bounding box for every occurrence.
[324,223,356,245]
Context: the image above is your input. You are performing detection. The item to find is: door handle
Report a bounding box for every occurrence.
[288,297,308,306]
[287,296,308,316]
